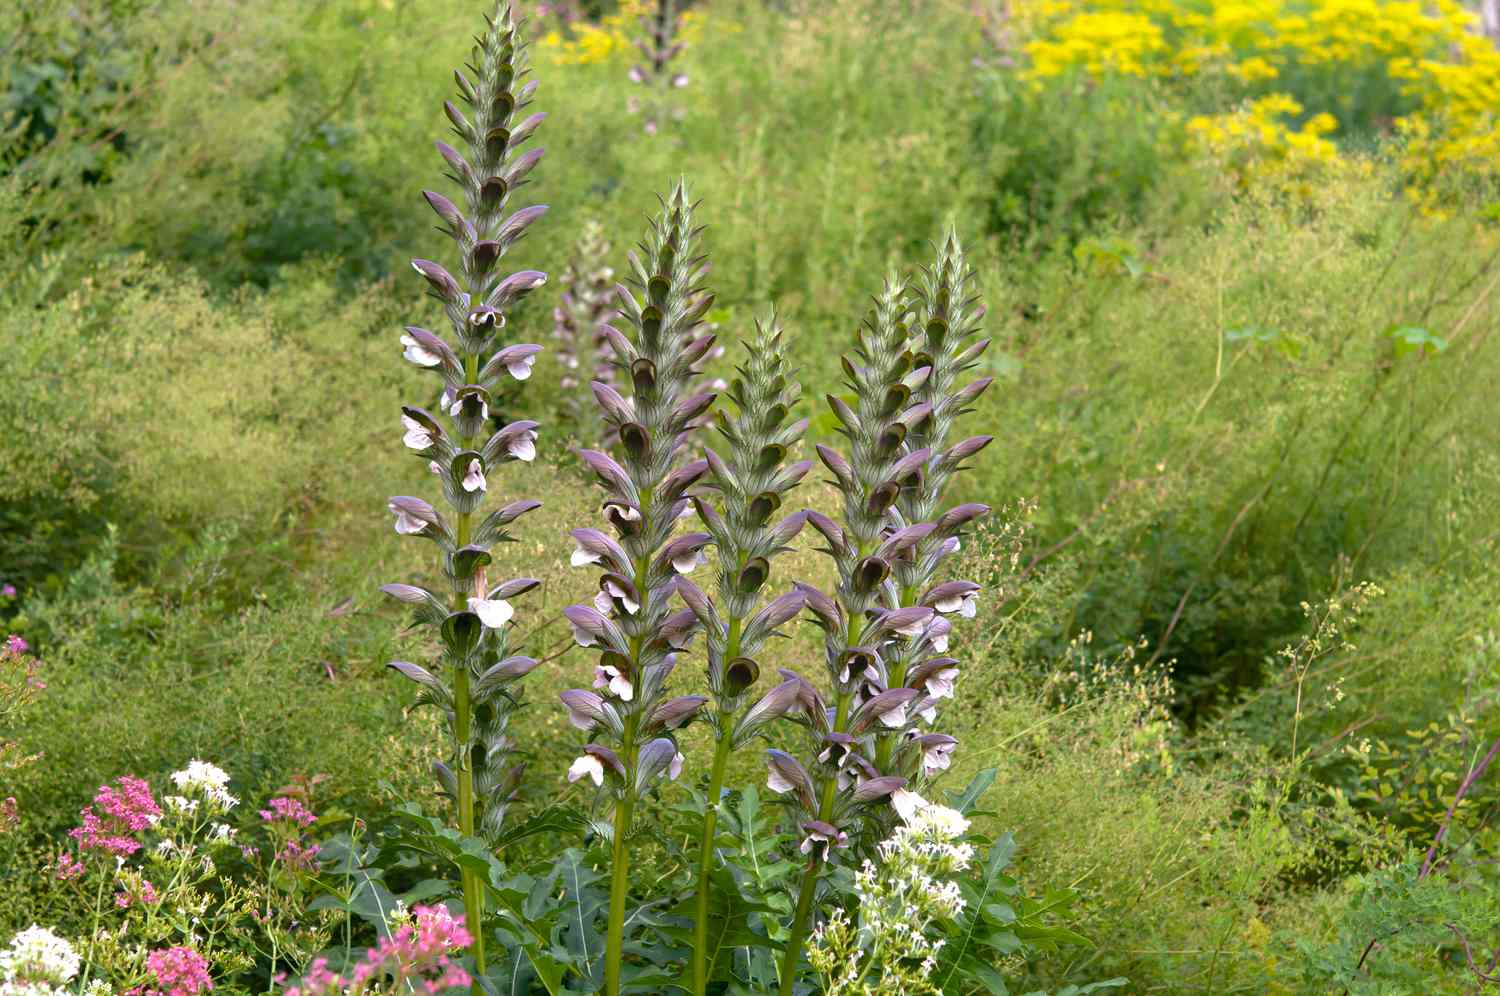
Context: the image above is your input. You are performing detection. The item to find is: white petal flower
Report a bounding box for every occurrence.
[570,620,598,647]
[468,597,514,629]
[668,752,684,780]
[428,460,444,476]
[922,742,955,776]
[766,768,795,794]
[507,355,535,380]
[401,415,435,450]
[602,578,639,614]
[462,459,487,493]
[877,702,908,728]
[593,664,633,701]
[507,429,537,462]
[571,545,604,568]
[592,589,614,615]
[400,334,442,368]
[917,703,938,725]
[891,787,927,824]
[671,549,706,574]
[0,925,82,985]
[925,668,959,699]
[567,754,604,787]
[391,506,428,535]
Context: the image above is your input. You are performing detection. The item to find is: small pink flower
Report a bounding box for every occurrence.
[55,851,85,880]
[69,775,161,857]
[5,634,27,655]
[1,584,16,598]
[275,838,322,871]
[259,796,316,827]
[146,945,213,996]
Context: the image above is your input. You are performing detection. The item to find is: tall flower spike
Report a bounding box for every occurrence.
[553,220,617,440]
[381,4,548,981]
[626,0,691,135]
[870,230,994,777]
[558,179,716,996]
[685,316,811,996]
[774,275,935,996]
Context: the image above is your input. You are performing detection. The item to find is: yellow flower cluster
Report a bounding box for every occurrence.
[537,3,646,67]
[537,1,708,67]
[1015,0,1500,195]
[1186,94,1340,192]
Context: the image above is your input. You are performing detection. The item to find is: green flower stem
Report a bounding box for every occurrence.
[780,854,823,996]
[691,613,743,995]
[779,688,854,996]
[604,544,654,996]
[454,350,486,984]
[605,765,636,996]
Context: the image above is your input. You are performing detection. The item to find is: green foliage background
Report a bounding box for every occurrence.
[3,0,1499,991]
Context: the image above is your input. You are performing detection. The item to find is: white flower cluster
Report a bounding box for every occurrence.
[170,760,237,810]
[0,925,81,996]
[808,792,974,995]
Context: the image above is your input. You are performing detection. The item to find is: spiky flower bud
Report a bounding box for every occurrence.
[553,220,618,438]
[560,180,715,779]
[688,316,811,718]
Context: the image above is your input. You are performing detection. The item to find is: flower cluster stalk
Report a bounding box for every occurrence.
[381,3,550,984]
[558,180,720,996]
[679,317,812,995]
[771,277,946,994]
[871,230,994,777]
[627,0,691,134]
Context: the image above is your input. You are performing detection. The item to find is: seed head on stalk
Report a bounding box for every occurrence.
[770,276,940,996]
[380,3,550,978]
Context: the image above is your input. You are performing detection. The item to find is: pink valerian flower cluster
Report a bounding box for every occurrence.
[69,775,161,857]
[115,879,160,909]
[274,838,322,872]
[284,906,472,996]
[259,796,320,870]
[54,852,85,881]
[129,945,213,996]
[258,796,316,827]
[5,634,27,655]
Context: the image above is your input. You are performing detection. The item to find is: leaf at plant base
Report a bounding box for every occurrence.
[661,866,780,982]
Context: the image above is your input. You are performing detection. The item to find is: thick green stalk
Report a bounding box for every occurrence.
[454,350,486,983]
[691,616,742,994]
[778,690,853,996]
[605,755,636,996]
[604,547,653,995]
[779,856,822,996]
